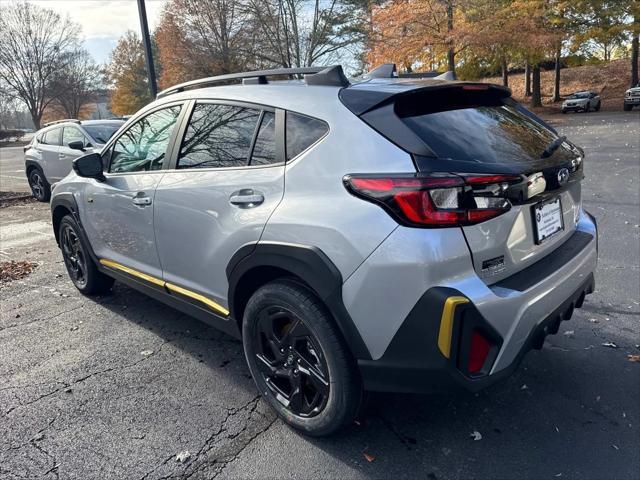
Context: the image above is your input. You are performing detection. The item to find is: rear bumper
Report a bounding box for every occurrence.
[358,209,598,393]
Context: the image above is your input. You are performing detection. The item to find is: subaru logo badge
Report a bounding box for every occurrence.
[557,168,570,185]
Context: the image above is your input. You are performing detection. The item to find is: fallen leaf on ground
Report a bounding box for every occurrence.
[363,452,375,462]
[563,330,574,336]
[176,451,191,463]
[611,445,619,451]
[470,431,482,441]
[0,261,37,284]
[141,350,154,357]
[601,342,618,348]
[627,354,640,362]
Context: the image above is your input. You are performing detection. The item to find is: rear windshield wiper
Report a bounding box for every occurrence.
[541,135,567,158]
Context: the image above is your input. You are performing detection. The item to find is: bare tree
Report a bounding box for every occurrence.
[0,2,80,129]
[51,49,102,118]
[243,0,366,68]
[172,0,250,74]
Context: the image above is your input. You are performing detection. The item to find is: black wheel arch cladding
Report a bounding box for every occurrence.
[227,242,372,360]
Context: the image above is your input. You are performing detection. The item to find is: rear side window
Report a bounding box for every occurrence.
[286,112,328,161]
[41,128,61,146]
[178,104,261,169]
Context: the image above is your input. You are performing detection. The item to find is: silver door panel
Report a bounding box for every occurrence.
[154,165,285,308]
[82,173,165,278]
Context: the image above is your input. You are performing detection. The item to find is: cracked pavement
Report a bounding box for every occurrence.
[1,111,639,479]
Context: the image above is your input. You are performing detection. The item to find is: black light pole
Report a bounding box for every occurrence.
[137,0,158,98]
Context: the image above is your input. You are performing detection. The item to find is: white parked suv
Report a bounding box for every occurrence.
[24,119,124,201]
[50,65,598,436]
[624,83,640,111]
[561,91,601,113]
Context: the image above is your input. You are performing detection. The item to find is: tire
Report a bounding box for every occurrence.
[624,103,632,111]
[584,103,590,112]
[28,167,51,202]
[594,102,601,112]
[242,279,362,436]
[59,215,114,294]
[561,109,567,114]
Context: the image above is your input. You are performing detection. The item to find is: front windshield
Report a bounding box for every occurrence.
[83,123,124,144]
[569,93,589,99]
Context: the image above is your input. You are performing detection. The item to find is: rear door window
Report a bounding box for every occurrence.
[285,112,329,161]
[250,111,276,166]
[178,103,261,169]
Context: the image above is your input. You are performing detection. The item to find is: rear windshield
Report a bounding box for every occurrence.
[402,103,576,169]
[83,123,123,144]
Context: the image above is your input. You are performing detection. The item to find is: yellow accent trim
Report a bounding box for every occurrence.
[437,296,470,358]
[165,282,230,316]
[99,259,165,287]
[99,259,229,317]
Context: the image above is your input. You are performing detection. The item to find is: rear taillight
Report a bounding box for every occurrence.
[344,173,521,227]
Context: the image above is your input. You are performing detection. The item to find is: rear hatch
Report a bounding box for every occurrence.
[341,81,584,283]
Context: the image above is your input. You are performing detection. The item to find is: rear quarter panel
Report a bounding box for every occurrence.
[261,102,415,280]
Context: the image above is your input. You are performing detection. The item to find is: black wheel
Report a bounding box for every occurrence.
[59,215,114,294]
[584,103,590,112]
[594,102,601,111]
[28,168,50,202]
[561,109,567,114]
[623,103,632,111]
[243,279,362,436]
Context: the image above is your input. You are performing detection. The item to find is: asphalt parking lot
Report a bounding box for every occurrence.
[0,145,30,194]
[1,111,639,480]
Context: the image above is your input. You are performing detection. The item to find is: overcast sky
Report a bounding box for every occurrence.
[29,0,168,64]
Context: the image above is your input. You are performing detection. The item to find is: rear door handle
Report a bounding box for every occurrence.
[229,189,264,207]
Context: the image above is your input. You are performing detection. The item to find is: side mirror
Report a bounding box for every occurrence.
[73,153,105,182]
[68,140,85,151]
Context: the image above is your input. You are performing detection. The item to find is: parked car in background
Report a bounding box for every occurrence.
[561,91,601,113]
[623,83,640,111]
[25,119,125,201]
[50,65,597,436]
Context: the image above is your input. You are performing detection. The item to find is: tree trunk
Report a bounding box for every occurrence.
[446,1,456,78]
[525,60,532,97]
[501,56,508,87]
[553,45,561,102]
[531,63,542,108]
[632,32,639,87]
[30,112,41,130]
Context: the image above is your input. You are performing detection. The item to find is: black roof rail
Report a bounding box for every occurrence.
[156,65,349,99]
[43,119,80,127]
[362,63,398,79]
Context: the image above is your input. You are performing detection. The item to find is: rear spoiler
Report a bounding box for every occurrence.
[340,81,511,116]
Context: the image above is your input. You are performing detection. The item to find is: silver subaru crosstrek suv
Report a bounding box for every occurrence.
[50,65,598,436]
[25,119,124,201]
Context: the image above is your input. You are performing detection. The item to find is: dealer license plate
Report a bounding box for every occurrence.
[533,197,564,244]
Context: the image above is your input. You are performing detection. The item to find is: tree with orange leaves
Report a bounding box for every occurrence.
[367,0,466,75]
